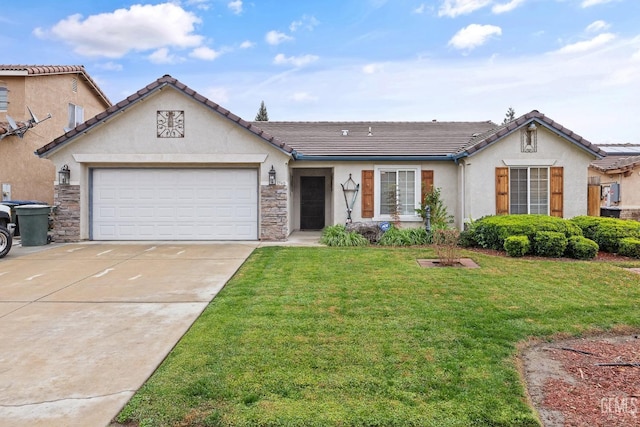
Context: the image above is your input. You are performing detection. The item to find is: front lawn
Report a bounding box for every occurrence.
[116,247,640,426]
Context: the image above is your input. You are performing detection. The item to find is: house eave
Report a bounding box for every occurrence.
[292,153,456,162]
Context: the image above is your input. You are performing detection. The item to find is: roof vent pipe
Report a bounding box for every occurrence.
[368,126,372,136]
[341,129,349,136]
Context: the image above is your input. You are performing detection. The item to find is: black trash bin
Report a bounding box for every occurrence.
[15,205,50,246]
[600,207,621,218]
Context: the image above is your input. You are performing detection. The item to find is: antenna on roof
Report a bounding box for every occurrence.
[0,106,52,140]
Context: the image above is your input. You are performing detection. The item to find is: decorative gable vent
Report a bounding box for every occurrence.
[72,78,78,93]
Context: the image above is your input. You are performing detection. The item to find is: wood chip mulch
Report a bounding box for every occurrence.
[522,335,640,427]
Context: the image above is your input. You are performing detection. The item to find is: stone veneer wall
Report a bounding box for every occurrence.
[53,184,81,242]
[620,208,640,221]
[260,184,288,241]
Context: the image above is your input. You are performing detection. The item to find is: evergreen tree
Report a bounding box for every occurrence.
[255,101,269,121]
[502,107,516,125]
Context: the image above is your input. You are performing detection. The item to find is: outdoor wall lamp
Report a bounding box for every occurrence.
[268,165,276,185]
[58,164,70,185]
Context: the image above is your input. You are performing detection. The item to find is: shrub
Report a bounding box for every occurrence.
[458,218,479,248]
[320,225,369,247]
[432,228,461,265]
[416,187,454,229]
[504,235,530,257]
[474,215,582,251]
[565,236,599,260]
[618,237,640,258]
[403,227,431,245]
[570,216,640,253]
[533,231,567,258]
[377,226,431,246]
[377,226,406,246]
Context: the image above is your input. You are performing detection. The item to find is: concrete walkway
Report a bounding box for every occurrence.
[0,240,274,426]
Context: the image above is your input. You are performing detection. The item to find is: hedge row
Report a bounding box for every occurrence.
[465,214,640,258]
[471,215,582,251]
[570,216,640,253]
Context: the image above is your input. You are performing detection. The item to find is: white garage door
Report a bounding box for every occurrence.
[92,168,258,240]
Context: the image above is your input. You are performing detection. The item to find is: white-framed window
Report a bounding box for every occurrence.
[66,103,84,131]
[374,166,421,220]
[509,167,549,214]
[0,84,7,112]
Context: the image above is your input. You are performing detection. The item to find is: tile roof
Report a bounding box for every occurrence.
[36,75,294,157]
[34,74,606,162]
[591,155,640,173]
[459,110,606,158]
[253,120,497,158]
[0,65,111,107]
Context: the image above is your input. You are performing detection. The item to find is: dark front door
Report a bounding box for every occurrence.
[300,176,325,230]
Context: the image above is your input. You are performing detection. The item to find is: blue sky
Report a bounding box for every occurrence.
[2,0,639,143]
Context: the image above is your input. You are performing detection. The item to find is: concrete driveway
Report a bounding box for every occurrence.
[0,241,258,427]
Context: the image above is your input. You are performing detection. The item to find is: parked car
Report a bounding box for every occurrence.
[0,204,14,258]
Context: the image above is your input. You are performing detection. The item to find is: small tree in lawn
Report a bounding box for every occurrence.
[255,101,269,121]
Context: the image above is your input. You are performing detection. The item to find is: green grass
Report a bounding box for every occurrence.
[116,247,640,427]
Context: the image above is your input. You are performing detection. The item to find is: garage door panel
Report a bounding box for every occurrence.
[92,169,258,240]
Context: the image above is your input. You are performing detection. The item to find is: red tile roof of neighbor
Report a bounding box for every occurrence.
[0,65,112,107]
[36,74,606,160]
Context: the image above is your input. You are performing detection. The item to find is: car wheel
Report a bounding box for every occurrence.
[0,227,12,258]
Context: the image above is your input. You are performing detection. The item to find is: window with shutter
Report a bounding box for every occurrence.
[496,166,563,216]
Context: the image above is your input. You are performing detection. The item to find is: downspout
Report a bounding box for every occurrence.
[459,160,465,230]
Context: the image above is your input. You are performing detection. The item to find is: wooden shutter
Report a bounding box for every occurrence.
[421,170,434,202]
[495,167,509,215]
[361,170,374,218]
[550,166,563,217]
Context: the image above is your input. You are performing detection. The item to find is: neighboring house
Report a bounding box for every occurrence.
[0,65,111,204]
[36,75,605,242]
[589,144,640,220]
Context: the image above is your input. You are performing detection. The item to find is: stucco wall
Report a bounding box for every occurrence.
[590,167,640,208]
[0,74,109,204]
[45,87,291,240]
[463,126,596,220]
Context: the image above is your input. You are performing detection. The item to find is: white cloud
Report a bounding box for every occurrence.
[290,92,318,102]
[148,47,183,64]
[39,3,203,58]
[203,87,230,104]
[555,33,616,54]
[265,30,293,45]
[586,20,610,33]
[290,15,319,32]
[228,0,243,15]
[413,4,426,14]
[581,0,618,7]
[438,0,492,18]
[239,40,254,49]
[187,0,212,10]
[363,63,384,74]
[95,61,123,71]
[189,46,222,60]
[448,24,502,50]
[273,53,319,67]
[492,0,526,14]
